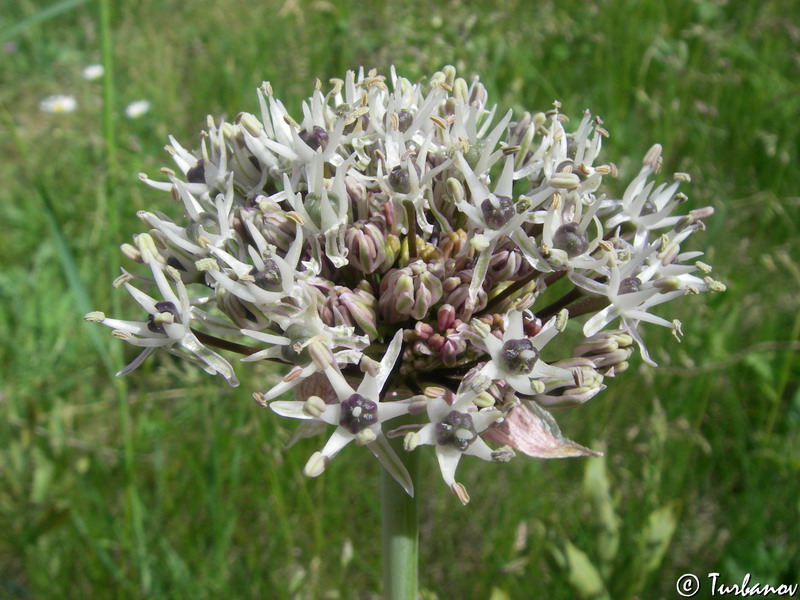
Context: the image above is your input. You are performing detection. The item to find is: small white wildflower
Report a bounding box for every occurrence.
[82,64,104,81]
[40,95,77,114]
[125,100,151,119]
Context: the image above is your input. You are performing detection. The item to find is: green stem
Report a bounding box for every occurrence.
[99,0,117,174]
[381,444,419,600]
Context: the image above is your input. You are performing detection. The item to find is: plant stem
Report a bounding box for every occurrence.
[404,200,418,260]
[381,442,419,600]
[537,285,584,321]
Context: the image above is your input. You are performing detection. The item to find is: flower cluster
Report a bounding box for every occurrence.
[87,67,723,504]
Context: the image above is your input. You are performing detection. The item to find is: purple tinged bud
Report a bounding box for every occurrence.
[440,340,460,367]
[414,322,434,340]
[394,275,416,314]
[437,304,456,331]
[411,285,432,320]
[345,222,387,274]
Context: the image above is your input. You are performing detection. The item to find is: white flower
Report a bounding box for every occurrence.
[82,64,104,81]
[478,309,573,396]
[84,233,238,385]
[242,304,368,403]
[571,245,683,366]
[40,95,77,114]
[269,330,415,494]
[125,100,151,119]
[409,387,505,504]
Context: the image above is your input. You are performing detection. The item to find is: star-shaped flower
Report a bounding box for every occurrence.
[477,309,573,396]
[405,386,506,504]
[268,330,415,495]
[85,233,237,385]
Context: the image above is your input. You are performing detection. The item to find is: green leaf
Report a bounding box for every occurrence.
[548,537,610,600]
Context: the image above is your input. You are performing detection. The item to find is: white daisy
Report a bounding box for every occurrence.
[125,100,151,118]
[40,95,77,114]
[82,64,104,81]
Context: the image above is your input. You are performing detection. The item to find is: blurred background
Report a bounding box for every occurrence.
[1,0,798,598]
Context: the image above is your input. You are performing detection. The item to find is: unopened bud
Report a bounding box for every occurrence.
[453,77,469,103]
[442,65,457,88]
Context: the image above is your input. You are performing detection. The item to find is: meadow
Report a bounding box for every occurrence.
[1,0,799,598]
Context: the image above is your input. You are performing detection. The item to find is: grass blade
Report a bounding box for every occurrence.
[0,0,88,43]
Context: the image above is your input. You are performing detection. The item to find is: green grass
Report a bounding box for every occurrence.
[1,0,799,598]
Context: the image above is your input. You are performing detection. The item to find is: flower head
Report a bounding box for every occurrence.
[89,66,721,502]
